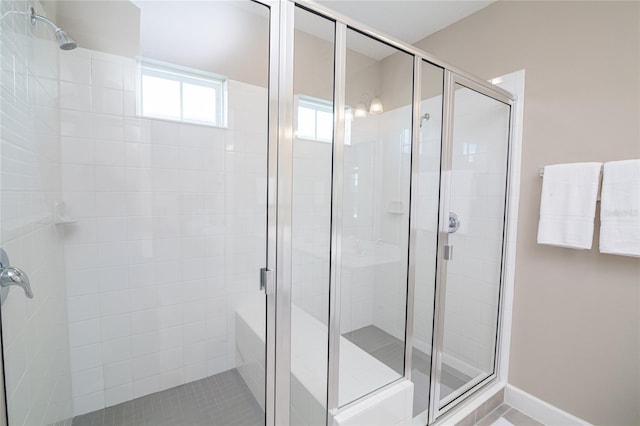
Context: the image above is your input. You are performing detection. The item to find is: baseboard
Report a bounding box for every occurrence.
[504,384,592,426]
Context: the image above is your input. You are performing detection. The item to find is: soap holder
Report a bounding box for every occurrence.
[53,201,78,225]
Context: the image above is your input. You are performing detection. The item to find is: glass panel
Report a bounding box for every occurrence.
[0,1,270,425]
[438,84,510,404]
[182,83,217,124]
[411,61,444,416]
[339,29,414,406]
[290,7,334,425]
[142,74,181,119]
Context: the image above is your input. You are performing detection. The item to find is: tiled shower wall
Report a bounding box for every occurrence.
[58,47,267,415]
[0,1,74,424]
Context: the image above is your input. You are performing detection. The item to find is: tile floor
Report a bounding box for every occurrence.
[71,369,264,426]
[343,325,471,415]
[70,329,544,426]
[479,404,545,426]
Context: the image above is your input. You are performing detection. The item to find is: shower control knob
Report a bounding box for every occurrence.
[0,248,34,299]
[448,212,460,233]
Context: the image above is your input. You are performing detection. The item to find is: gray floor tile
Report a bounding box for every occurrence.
[477,403,512,426]
[343,324,473,415]
[503,408,545,426]
[71,369,264,426]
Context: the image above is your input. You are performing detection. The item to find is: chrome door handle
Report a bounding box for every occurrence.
[448,212,460,233]
[0,249,34,299]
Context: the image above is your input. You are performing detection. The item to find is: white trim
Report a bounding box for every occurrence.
[493,69,526,383]
[505,385,592,426]
[414,382,505,426]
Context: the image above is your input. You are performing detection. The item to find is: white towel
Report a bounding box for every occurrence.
[537,162,602,249]
[599,159,640,257]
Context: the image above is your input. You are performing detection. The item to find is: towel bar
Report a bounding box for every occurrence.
[538,167,601,201]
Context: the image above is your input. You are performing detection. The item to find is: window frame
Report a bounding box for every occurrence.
[295,95,351,145]
[138,58,228,127]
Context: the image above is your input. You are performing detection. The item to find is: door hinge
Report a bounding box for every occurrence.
[260,267,274,295]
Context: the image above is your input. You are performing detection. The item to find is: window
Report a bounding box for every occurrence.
[139,59,226,126]
[296,95,351,145]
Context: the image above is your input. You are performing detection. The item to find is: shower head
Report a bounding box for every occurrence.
[54,29,77,50]
[419,112,430,128]
[30,7,77,50]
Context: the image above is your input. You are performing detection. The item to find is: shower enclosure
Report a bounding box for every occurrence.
[0,0,514,425]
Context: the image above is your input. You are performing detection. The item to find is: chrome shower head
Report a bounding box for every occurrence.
[54,29,78,50]
[30,7,77,50]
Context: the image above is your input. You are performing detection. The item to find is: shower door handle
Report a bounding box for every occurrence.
[0,248,34,299]
[443,245,453,261]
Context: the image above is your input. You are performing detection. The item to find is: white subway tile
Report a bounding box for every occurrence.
[102,314,131,341]
[129,286,157,312]
[206,355,229,376]
[92,87,123,116]
[183,361,207,383]
[101,337,131,364]
[61,110,92,138]
[159,368,183,391]
[63,192,96,218]
[95,166,127,192]
[100,290,130,316]
[132,353,160,380]
[73,391,104,415]
[183,342,206,366]
[69,319,101,348]
[68,294,101,322]
[103,360,132,389]
[60,53,91,84]
[132,332,159,358]
[66,269,99,297]
[104,383,132,408]
[91,58,123,90]
[92,114,124,140]
[72,367,104,397]
[61,137,93,165]
[64,243,98,271]
[131,310,159,335]
[158,305,183,329]
[183,321,205,346]
[94,140,125,166]
[96,217,127,243]
[60,82,91,111]
[98,265,129,293]
[159,347,182,371]
[133,376,159,399]
[95,192,127,217]
[158,326,182,351]
[70,344,102,373]
[62,165,95,192]
[127,263,156,288]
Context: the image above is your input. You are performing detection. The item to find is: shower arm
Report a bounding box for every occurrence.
[29,6,62,33]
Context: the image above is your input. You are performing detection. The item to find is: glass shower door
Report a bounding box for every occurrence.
[0,0,276,425]
[434,77,511,410]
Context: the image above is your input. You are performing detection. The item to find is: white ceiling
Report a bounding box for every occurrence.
[316,0,494,45]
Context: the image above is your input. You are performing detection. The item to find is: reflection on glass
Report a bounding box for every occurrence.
[290,7,335,425]
[438,84,510,404]
[338,29,414,407]
[411,60,444,417]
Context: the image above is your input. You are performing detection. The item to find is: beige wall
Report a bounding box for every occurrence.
[416,2,640,424]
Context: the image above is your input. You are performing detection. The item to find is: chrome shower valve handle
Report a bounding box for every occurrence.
[0,249,34,299]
